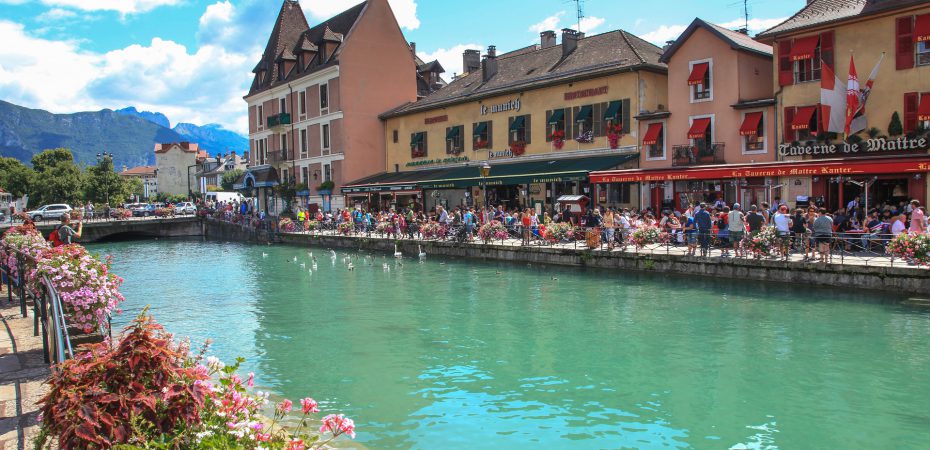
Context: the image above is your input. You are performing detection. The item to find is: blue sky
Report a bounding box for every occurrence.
[0,0,806,134]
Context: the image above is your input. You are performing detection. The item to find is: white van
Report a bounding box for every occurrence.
[204,192,243,204]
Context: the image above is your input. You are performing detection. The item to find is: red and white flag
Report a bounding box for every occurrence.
[844,55,860,136]
[820,59,846,134]
[848,53,884,135]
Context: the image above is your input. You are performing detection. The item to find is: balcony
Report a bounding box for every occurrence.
[267,148,291,164]
[671,143,725,167]
[266,113,291,131]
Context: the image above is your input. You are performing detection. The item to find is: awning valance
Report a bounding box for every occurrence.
[687,63,709,86]
[790,36,819,61]
[915,14,930,43]
[410,133,424,146]
[446,126,460,140]
[604,101,621,120]
[739,112,764,136]
[642,123,663,146]
[575,105,593,122]
[792,105,817,130]
[918,95,930,122]
[473,121,488,136]
[687,118,711,139]
[509,115,525,131]
[548,109,565,124]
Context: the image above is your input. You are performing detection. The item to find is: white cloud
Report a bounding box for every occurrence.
[640,25,687,45]
[302,0,420,30]
[36,8,77,22]
[38,0,181,14]
[417,43,483,78]
[578,16,605,34]
[529,11,565,33]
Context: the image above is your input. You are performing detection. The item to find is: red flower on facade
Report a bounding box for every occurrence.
[510,140,527,156]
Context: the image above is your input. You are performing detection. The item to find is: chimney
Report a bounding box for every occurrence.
[482,45,498,82]
[540,30,557,49]
[409,42,416,55]
[561,29,584,57]
[463,49,481,74]
[737,27,749,35]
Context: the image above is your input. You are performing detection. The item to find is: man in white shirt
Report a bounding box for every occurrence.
[891,213,907,236]
[772,205,792,260]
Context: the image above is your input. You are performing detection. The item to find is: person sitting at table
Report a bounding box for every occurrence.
[860,210,884,252]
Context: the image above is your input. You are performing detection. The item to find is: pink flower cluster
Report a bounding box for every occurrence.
[0,228,50,280]
[320,414,356,439]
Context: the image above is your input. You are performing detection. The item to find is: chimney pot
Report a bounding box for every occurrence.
[540,30,557,49]
[463,49,481,74]
[481,45,498,82]
[409,41,416,54]
[561,29,583,58]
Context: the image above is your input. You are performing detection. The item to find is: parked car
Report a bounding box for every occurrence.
[26,204,72,222]
[130,203,156,217]
[174,202,196,215]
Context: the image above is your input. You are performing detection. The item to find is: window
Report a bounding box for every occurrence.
[323,164,332,183]
[445,125,464,154]
[643,123,664,159]
[279,98,287,114]
[741,112,766,153]
[546,109,565,142]
[689,117,713,153]
[282,169,288,184]
[280,134,288,160]
[608,183,632,204]
[392,129,398,143]
[302,167,309,187]
[410,132,427,158]
[919,41,930,66]
[320,83,329,110]
[322,123,330,151]
[509,114,530,144]
[299,91,306,115]
[473,121,492,149]
[795,46,822,83]
[688,61,712,101]
[575,105,594,139]
[300,129,308,157]
[904,92,930,133]
[258,105,264,127]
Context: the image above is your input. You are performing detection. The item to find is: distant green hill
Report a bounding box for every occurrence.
[0,100,248,168]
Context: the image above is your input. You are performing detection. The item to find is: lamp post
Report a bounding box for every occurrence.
[96,152,113,207]
[187,164,199,201]
[479,162,491,209]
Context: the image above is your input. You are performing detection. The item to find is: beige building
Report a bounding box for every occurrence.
[119,165,158,199]
[346,28,667,212]
[154,142,206,197]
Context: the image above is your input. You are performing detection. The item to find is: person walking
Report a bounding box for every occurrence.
[909,200,925,233]
[811,208,834,263]
[728,203,746,258]
[772,205,792,261]
[694,203,713,257]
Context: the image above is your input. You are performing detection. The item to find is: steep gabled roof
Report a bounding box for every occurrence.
[757,0,927,38]
[248,1,367,96]
[661,18,772,63]
[383,29,665,118]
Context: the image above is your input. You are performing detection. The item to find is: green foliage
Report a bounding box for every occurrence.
[221,169,245,191]
[154,193,188,204]
[126,177,145,198]
[206,185,223,192]
[85,155,134,206]
[315,180,335,192]
[866,127,881,139]
[274,181,298,214]
[30,148,85,206]
[889,111,904,137]
[0,157,35,199]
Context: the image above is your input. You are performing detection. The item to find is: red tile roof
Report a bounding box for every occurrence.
[758,0,928,38]
[120,165,156,176]
[154,142,200,153]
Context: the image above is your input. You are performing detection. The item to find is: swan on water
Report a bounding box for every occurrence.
[394,244,403,258]
[418,245,426,259]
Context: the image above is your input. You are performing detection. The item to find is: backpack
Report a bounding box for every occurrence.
[48,226,63,247]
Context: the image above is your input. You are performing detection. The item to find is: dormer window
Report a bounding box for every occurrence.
[688,60,712,102]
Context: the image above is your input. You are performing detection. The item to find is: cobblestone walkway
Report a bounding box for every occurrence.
[0,285,48,450]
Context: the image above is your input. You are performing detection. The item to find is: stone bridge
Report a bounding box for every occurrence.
[4,217,204,243]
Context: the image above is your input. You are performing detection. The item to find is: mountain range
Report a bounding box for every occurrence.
[0,100,248,168]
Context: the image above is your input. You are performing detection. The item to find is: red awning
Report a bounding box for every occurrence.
[687,118,711,139]
[739,112,764,136]
[915,14,930,43]
[642,123,663,146]
[791,106,817,130]
[919,94,930,122]
[687,63,709,86]
[790,36,820,61]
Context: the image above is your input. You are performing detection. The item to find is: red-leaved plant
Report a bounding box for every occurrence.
[35,311,211,449]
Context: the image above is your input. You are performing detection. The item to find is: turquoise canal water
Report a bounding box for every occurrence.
[90,239,930,449]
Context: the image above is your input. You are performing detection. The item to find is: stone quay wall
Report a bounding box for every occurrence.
[204,219,929,296]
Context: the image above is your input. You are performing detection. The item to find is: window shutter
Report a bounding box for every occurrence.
[904,92,919,133]
[778,40,794,86]
[897,16,915,70]
[472,123,478,150]
[784,107,797,142]
[508,117,515,145]
[820,31,835,72]
[545,110,553,142]
[566,108,574,139]
[524,114,532,144]
[593,103,603,137]
[487,121,493,148]
[622,99,631,134]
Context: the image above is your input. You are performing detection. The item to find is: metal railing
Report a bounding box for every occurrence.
[1,248,75,364]
[672,143,726,167]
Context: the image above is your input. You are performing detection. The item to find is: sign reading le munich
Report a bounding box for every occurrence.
[778,137,929,156]
[481,98,521,115]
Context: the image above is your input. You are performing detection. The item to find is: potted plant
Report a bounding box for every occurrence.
[474,138,489,150]
[575,130,594,144]
[315,180,335,195]
[510,140,527,156]
[548,130,566,150]
[607,123,624,150]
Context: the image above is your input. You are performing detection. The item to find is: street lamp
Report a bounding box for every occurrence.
[96,152,113,207]
[479,162,491,208]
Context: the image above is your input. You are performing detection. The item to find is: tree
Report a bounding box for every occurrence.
[85,155,131,205]
[221,169,244,191]
[0,157,36,200]
[30,148,85,206]
[889,112,904,137]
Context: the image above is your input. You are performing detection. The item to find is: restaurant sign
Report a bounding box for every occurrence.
[424,115,448,125]
[406,156,469,167]
[480,98,521,115]
[342,184,418,194]
[564,86,608,101]
[488,149,514,159]
[778,137,929,157]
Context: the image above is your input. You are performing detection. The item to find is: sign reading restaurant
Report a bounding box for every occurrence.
[564,86,608,101]
[778,137,929,157]
[480,98,521,115]
[424,114,448,125]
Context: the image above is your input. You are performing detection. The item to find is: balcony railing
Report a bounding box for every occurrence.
[267,113,291,130]
[267,148,290,163]
[671,143,725,167]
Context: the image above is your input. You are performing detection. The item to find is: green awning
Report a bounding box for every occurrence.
[604,101,621,120]
[410,133,423,146]
[446,126,460,139]
[509,115,525,131]
[575,105,593,122]
[473,122,487,136]
[548,109,565,124]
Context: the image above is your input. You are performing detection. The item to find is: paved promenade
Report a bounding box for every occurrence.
[0,286,47,450]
